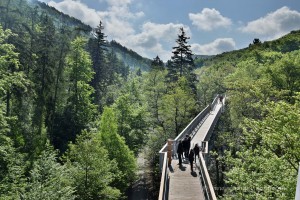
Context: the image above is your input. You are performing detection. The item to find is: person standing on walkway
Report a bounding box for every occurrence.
[188,149,195,172]
[182,135,189,159]
[177,140,183,165]
[219,95,223,104]
[187,136,191,158]
[193,143,200,164]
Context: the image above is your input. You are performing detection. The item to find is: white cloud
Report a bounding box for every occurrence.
[240,6,300,39]
[189,8,232,31]
[44,0,191,61]
[106,0,132,7]
[191,38,236,55]
[48,0,100,27]
[47,0,144,37]
[116,22,191,61]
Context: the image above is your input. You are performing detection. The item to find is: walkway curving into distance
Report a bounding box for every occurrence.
[167,101,223,200]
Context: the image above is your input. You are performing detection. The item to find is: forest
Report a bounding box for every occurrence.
[0,0,300,199]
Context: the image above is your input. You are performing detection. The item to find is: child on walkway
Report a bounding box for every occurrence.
[188,149,195,172]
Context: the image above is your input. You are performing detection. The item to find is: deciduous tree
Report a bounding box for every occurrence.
[98,107,137,193]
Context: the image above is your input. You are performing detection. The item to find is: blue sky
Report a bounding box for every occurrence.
[40,0,300,61]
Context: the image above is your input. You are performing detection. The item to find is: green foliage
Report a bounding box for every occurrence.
[65,131,120,200]
[65,37,96,122]
[265,50,300,102]
[0,26,28,111]
[201,34,300,199]
[88,21,109,112]
[0,128,26,199]
[23,146,75,200]
[113,94,148,154]
[196,64,233,109]
[151,56,164,71]
[160,80,196,137]
[53,37,97,152]
[167,27,196,93]
[98,107,137,193]
[112,77,149,154]
[143,69,168,127]
[224,99,300,199]
[0,27,31,199]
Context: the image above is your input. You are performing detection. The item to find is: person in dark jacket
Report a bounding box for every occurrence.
[219,95,223,104]
[177,140,183,165]
[182,135,189,159]
[188,149,195,172]
[193,143,200,164]
[187,136,191,156]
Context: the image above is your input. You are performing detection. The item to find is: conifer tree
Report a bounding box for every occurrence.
[88,21,108,112]
[23,146,75,200]
[0,115,26,199]
[167,27,197,93]
[151,55,164,71]
[32,13,57,152]
[48,24,72,142]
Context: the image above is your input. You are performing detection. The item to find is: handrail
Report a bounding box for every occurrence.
[198,94,225,200]
[158,152,169,200]
[199,153,217,200]
[296,162,300,200]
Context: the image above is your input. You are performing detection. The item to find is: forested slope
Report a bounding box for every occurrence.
[0,0,198,199]
[195,30,300,199]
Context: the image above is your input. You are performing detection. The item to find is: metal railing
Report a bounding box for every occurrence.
[199,153,217,200]
[198,94,225,200]
[296,162,300,200]
[158,152,169,200]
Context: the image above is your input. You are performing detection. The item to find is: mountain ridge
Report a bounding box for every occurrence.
[32,0,151,71]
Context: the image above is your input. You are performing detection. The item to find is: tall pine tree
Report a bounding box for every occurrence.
[88,21,108,112]
[167,27,197,93]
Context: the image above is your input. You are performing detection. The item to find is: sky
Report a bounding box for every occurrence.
[39,0,300,61]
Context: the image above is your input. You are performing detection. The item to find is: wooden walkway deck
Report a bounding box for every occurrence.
[168,102,223,200]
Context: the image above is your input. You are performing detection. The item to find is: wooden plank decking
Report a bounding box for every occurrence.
[168,102,223,200]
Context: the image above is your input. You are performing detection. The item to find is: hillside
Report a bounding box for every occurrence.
[110,40,151,71]
[192,28,300,199]
[32,0,93,33]
[196,29,300,68]
[32,0,151,71]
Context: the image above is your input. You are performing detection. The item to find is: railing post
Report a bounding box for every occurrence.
[167,139,173,166]
[296,162,300,200]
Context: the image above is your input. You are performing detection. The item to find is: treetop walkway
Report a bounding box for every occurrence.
[158,94,225,200]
